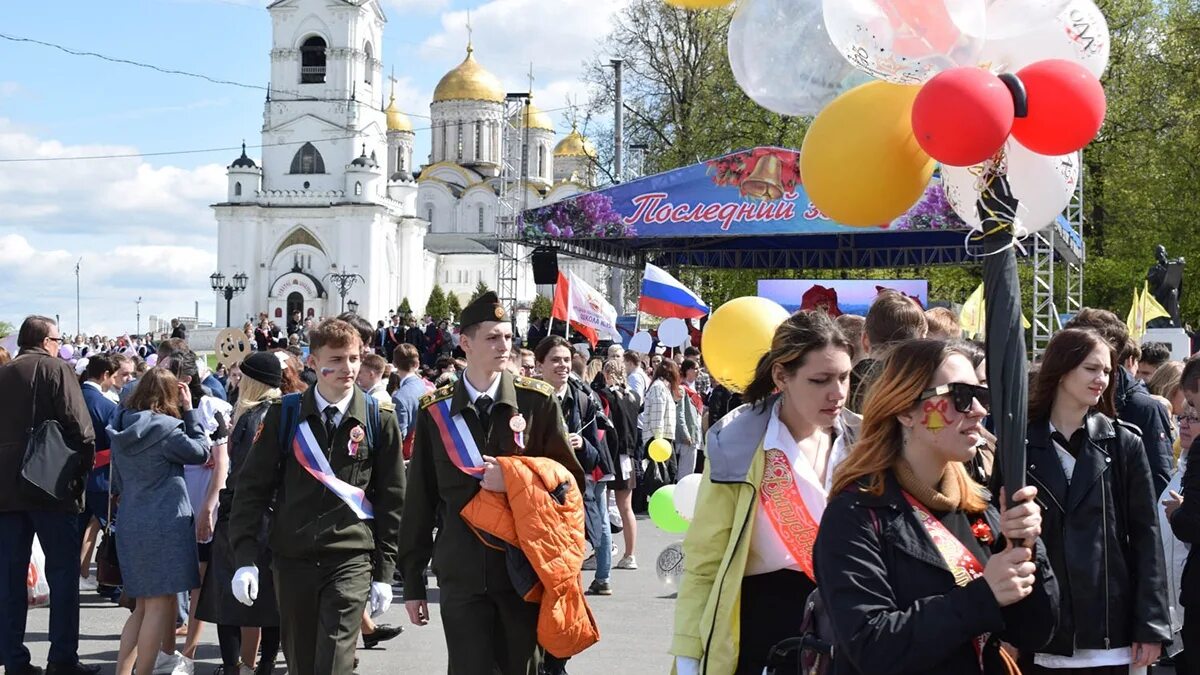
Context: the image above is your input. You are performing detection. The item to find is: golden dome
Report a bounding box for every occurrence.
[385,94,413,133]
[554,128,596,158]
[517,101,555,131]
[432,47,504,103]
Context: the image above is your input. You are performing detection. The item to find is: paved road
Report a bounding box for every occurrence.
[17,517,682,675]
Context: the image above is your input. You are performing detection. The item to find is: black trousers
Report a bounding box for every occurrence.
[0,511,82,671]
[736,569,816,675]
[440,587,541,675]
[272,551,371,675]
[1179,604,1200,675]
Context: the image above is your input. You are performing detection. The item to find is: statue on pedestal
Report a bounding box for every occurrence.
[1147,244,1185,329]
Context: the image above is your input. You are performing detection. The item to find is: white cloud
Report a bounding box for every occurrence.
[419,0,628,127]
[0,120,224,335]
[0,82,20,97]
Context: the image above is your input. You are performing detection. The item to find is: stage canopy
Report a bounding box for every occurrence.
[512,146,1084,271]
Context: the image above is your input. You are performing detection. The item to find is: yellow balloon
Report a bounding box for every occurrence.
[648,438,673,463]
[664,0,733,9]
[701,297,791,392]
[800,81,935,227]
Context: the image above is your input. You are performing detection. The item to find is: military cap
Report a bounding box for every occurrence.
[459,291,508,330]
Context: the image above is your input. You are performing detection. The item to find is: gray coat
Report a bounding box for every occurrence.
[109,408,211,598]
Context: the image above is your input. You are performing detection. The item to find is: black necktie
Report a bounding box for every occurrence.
[475,395,493,420]
[323,405,339,441]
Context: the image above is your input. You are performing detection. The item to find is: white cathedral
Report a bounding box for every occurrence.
[214,0,605,326]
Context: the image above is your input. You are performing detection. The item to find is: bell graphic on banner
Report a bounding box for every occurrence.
[741,155,784,201]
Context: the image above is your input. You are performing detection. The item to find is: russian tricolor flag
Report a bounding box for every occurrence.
[639,263,709,319]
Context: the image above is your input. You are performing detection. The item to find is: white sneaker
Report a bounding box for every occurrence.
[79,576,98,591]
[152,650,194,675]
[615,555,638,570]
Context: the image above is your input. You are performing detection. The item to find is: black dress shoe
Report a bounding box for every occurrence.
[10,665,43,675]
[45,663,100,675]
[362,623,404,648]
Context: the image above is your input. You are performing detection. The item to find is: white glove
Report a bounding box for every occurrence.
[369,581,393,618]
[231,566,259,607]
[674,656,700,675]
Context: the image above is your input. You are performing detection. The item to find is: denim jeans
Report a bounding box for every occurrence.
[592,481,612,583]
[0,510,83,670]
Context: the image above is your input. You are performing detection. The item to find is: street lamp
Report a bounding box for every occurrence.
[346,299,359,315]
[210,271,249,328]
[136,296,143,336]
[325,264,365,314]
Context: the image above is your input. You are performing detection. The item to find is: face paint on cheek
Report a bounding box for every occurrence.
[920,399,949,432]
[321,367,337,376]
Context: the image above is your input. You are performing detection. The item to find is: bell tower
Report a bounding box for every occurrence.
[259,0,387,194]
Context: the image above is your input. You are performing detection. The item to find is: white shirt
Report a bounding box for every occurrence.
[462,372,501,406]
[313,387,354,429]
[745,400,848,577]
[366,382,390,404]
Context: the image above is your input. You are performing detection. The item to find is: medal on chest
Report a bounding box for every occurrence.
[510,413,527,451]
[348,425,365,457]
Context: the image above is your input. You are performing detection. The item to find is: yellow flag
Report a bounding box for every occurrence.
[1141,281,1170,326]
[959,283,1031,340]
[960,284,985,339]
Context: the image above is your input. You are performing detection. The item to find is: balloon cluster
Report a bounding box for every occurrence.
[648,474,704,533]
[687,0,1111,233]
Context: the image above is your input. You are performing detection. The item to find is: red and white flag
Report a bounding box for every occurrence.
[551,271,619,347]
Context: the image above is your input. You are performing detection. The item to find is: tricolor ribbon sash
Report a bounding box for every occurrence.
[760,448,821,579]
[903,491,987,671]
[428,399,485,479]
[292,420,374,519]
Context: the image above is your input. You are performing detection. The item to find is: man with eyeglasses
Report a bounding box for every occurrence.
[0,315,99,675]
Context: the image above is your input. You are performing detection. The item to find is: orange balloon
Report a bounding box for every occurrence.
[800,81,935,227]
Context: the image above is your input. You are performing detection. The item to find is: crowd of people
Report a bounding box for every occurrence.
[3,287,1200,675]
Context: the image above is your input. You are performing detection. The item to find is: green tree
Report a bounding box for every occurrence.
[426,285,448,321]
[530,294,553,320]
[446,292,463,320]
[469,281,491,304]
[0,320,13,338]
[397,297,412,316]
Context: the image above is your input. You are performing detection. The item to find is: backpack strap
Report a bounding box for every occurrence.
[277,393,303,456]
[364,394,382,451]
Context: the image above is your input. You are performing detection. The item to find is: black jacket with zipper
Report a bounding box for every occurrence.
[1024,412,1171,655]
[815,472,1059,675]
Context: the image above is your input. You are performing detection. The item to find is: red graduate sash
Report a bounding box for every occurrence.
[759,449,821,579]
[902,491,988,672]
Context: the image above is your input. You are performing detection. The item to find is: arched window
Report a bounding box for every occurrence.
[363,42,373,84]
[397,148,405,171]
[289,142,325,174]
[478,206,485,233]
[474,123,483,162]
[234,182,242,196]
[456,122,464,160]
[354,181,363,196]
[425,204,434,224]
[300,36,327,84]
[538,146,546,178]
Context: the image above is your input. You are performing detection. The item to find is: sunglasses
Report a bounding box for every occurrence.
[918,382,990,413]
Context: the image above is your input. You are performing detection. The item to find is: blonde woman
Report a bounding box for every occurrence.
[194,353,284,674]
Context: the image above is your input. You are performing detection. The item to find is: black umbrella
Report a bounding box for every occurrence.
[978,171,1027,512]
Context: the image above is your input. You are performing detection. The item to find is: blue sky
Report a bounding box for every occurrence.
[0,0,621,337]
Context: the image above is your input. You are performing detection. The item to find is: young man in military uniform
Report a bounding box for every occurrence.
[398,292,584,675]
[228,319,406,675]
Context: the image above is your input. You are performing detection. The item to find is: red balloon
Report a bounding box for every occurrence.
[911,67,1014,167]
[1011,59,1106,156]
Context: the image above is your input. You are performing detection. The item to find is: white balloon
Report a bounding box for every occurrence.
[729,0,865,116]
[984,0,1071,40]
[978,0,1109,78]
[657,318,690,349]
[822,0,988,85]
[673,473,703,520]
[628,331,654,354]
[942,140,1079,234]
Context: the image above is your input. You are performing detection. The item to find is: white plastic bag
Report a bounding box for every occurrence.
[27,536,50,608]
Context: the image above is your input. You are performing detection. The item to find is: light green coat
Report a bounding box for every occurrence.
[669,397,859,675]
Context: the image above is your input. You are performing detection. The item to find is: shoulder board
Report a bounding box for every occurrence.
[514,376,554,397]
[420,386,453,409]
[1115,419,1144,436]
[379,399,395,413]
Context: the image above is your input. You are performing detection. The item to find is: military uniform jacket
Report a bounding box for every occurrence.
[229,386,406,583]
[397,370,582,600]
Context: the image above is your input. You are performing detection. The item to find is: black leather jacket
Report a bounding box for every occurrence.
[1024,412,1171,654]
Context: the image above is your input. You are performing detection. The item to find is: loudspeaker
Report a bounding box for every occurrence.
[531,246,559,285]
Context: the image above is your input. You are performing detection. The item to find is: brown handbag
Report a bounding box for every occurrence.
[95,486,122,587]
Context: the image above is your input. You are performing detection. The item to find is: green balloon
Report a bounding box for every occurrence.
[649,485,689,534]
